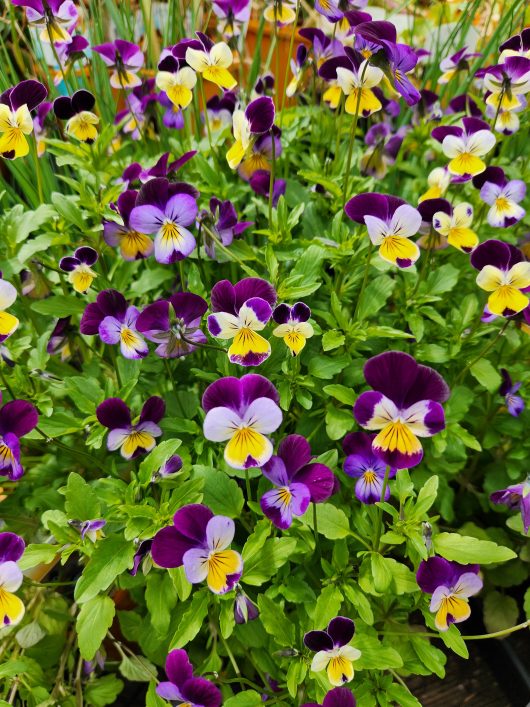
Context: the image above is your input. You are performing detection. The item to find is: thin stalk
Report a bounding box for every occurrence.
[462,620,529,640]
[340,67,367,213]
[313,502,320,555]
[244,468,252,504]
[373,466,391,552]
[454,320,509,385]
[353,242,374,320]
[268,128,276,229]
[199,76,214,154]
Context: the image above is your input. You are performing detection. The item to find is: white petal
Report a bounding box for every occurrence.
[203,406,242,442]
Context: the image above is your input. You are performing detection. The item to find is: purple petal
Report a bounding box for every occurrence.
[277,434,312,475]
[74,246,98,265]
[181,677,222,707]
[342,430,374,458]
[168,292,208,325]
[129,204,165,235]
[292,462,336,503]
[9,79,47,112]
[272,303,292,324]
[363,351,419,407]
[210,280,237,315]
[327,616,355,647]
[0,400,38,438]
[96,398,131,430]
[136,300,170,336]
[0,532,25,563]
[470,239,514,271]
[416,556,455,593]
[245,96,275,134]
[98,316,122,344]
[165,193,198,227]
[165,648,193,687]
[323,687,357,707]
[260,488,294,529]
[140,396,166,424]
[173,503,213,543]
[59,256,79,272]
[304,629,334,652]
[151,526,195,569]
[261,455,290,486]
[234,278,277,310]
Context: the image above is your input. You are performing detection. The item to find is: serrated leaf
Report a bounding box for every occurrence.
[77,595,115,660]
[74,535,135,603]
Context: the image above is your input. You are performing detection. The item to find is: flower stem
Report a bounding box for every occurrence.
[313,502,320,555]
[454,320,509,385]
[268,128,276,229]
[372,466,391,552]
[353,242,374,320]
[244,467,252,504]
[341,67,367,213]
[199,76,214,155]
[461,620,530,640]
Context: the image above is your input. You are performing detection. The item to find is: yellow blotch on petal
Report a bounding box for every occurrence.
[225,427,268,467]
[327,656,354,686]
[323,85,342,110]
[448,153,485,176]
[447,227,478,252]
[69,266,97,294]
[485,91,522,112]
[435,595,470,631]
[284,331,306,356]
[0,311,19,337]
[228,328,270,362]
[0,589,25,626]
[166,84,193,110]
[227,139,247,169]
[419,185,443,202]
[345,88,381,117]
[121,430,156,458]
[206,549,241,593]
[264,4,296,23]
[66,111,99,143]
[203,66,237,90]
[120,231,153,260]
[488,286,529,316]
[379,236,420,267]
[373,420,422,456]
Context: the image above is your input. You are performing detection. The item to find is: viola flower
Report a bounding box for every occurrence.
[96,396,165,460]
[483,56,530,111]
[185,35,237,90]
[490,477,530,533]
[249,169,286,206]
[299,28,344,69]
[416,557,482,631]
[431,117,495,179]
[302,687,356,707]
[68,519,106,542]
[470,240,530,317]
[53,90,99,143]
[152,455,183,482]
[93,40,144,89]
[234,586,259,623]
[360,124,404,180]
[419,167,451,202]
[345,193,422,268]
[12,0,77,43]
[0,532,26,626]
[499,368,524,417]
[431,202,478,253]
[156,63,197,110]
[152,504,243,594]
[384,42,421,106]
[477,167,526,228]
[353,351,450,468]
[158,92,184,129]
[120,150,196,188]
[438,46,481,84]
[286,45,309,97]
[212,0,251,38]
[129,177,198,264]
[238,128,281,181]
[335,55,384,117]
[202,374,282,469]
[81,289,148,360]
[200,198,253,259]
[55,34,89,75]
[0,79,47,159]
[206,92,236,132]
[130,539,152,576]
[264,0,297,25]
[103,191,153,261]
[304,617,361,686]
[260,434,336,529]
[207,278,276,366]
[136,292,208,358]
[499,27,530,61]
[115,92,146,141]
[0,279,19,342]
[446,94,482,118]
[59,246,98,294]
[485,98,525,135]
[157,648,222,705]
[46,317,72,360]
[0,392,39,480]
[226,96,275,169]
[343,431,396,505]
[272,302,314,356]
[33,101,52,156]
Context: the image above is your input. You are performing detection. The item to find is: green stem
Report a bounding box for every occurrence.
[462,620,529,640]
[199,76,214,154]
[313,502,320,555]
[341,66,367,213]
[34,426,106,471]
[244,468,252,504]
[454,320,509,385]
[373,466,391,552]
[268,128,276,229]
[353,242,374,320]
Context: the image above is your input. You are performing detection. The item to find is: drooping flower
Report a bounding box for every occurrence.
[499,368,525,417]
[249,169,286,206]
[207,278,276,366]
[345,193,422,268]
[226,96,275,169]
[200,198,253,259]
[302,687,357,707]
[46,317,72,359]
[0,532,26,626]
[431,201,478,252]
[482,56,530,111]
[103,191,153,261]
[96,396,165,460]
[272,302,314,356]
[12,0,77,43]
[152,455,183,482]
[260,434,336,529]
[152,504,243,594]
[202,374,282,469]
[212,0,251,38]
[490,477,530,533]
[68,519,106,542]
[343,431,396,504]
[129,177,198,264]
[185,35,237,90]
[438,46,481,84]
[304,617,361,686]
[470,240,530,317]
[475,167,526,228]
[156,648,222,706]
[419,167,451,202]
[120,150,196,188]
[286,45,309,98]
[431,117,496,179]
[234,586,259,624]
[136,292,208,358]
[360,124,404,179]
[416,556,482,631]
[93,40,144,90]
[354,351,450,468]
[0,392,39,480]
[53,90,99,143]
[263,0,297,25]
[0,80,47,159]
[383,42,422,106]
[59,246,98,294]
[80,289,148,360]
[0,279,19,342]
[238,128,282,181]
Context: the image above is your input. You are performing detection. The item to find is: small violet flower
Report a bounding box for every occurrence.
[156,648,222,706]
[92,40,144,90]
[302,687,356,707]
[499,368,525,416]
[304,617,361,686]
[0,391,39,480]
[12,0,77,43]
[476,166,526,228]
[234,586,259,624]
[103,190,153,261]
[226,96,275,170]
[0,532,26,626]
[96,396,165,460]
[431,117,496,179]
[0,80,47,159]
[53,90,99,143]
[343,431,396,504]
[59,246,98,293]
[490,477,530,533]
[272,302,314,356]
[152,454,183,482]
[68,519,106,542]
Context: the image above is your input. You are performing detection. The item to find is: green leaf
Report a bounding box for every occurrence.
[31,295,86,317]
[470,359,502,393]
[64,472,100,521]
[356,275,395,320]
[119,655,158,682]
[451,423,482,451]
[342,583,374,625]
[138,439,183,484]
[145,572,176,635]
[308,354,351,380]
[433,533,516,564]
[220,598,235,639]
[353,635,403,670]
[439,624,468,658]
[322,384,357,406]
[301,503,350,539]
[258,594,295,646]
[224,691,263,707]
[524,586,530,621]
[425,264,459,294]
[77,595,115,660]
[37,411,85,437]
[365,325,414,339]
[410,476,438,520]
[325,407,354,440]
[371,553,392,593]
[170,590,210,648]
[312,585,343,628]
[199,467,244,517]
[483,591,519,634]
[411,637,446,678]
[322,330,345,351]
[85,674,124,707]
[286,660,307,699]
[385,683,422,707]
[242,537,297,585]
[74,535,135,603]
[18,544,59,570]
[16,621,46,649]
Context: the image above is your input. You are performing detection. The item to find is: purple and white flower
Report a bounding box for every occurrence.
[343,431,396,504]
[96,396,165,460]
[59,246,98,294]
[490,477,530,533]
[92,40,144,90]
[0,391,39,480]
[499,368,525,417]
[304,617,361,686]
[156,648,222,706]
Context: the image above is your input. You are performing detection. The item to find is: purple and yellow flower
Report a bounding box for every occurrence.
[302,687,356,707]
[59,246,98,294]
[238,128,281,181]
[353,351,449,469]
[156,63,197,110]
[483,56,530,111]
[152,454,183,482]
[120,150,196,188]
[226,96,275,169]
[0,279,19,342]
[202,374,282,469]
[47,317,72,360]
[136,292,208,358]
[206,92,236,132]
[96,396,165,460]
[212,0,251,38]
[345,192,422,268]
[416,556,482,631]
[360,124,404,180]
[129,177,198,264]
[438,47,481,84]
[0,392,39,480]
[419,167,451,202]
[103,190,153,261]
[249,169,286,206]
[80,289,148,359]
[490,477,530,533]
[260,434,336,529]
[499,27,530,61]
[431,201,478,252]
[304,617,361,686]
[207,278,276,366]
[68,519,106,542]
[476,167,526,228]
[234,586,259,623]
[486,98,525,135]
[286,45,309,97]
[185,35,237,90]
[343,431,396,504]
[53,90,99,143]
[335,53,384,117]
[272,302,314,356]
[499,368,524,417]
[0,532,26,626]
[264,0,297,25]
[151,504,243,594]
[0,79,47,159]
[470,240,530,317]
[431,117,495,179]
[201,198,253,259]
[12,0,77,43]
[156,649,222,705]
[93,40,144,90]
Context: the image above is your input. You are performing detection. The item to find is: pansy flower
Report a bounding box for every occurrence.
[264,0,297,25]
[103,191,153,261]
[431,117,495,179]
[438,46,481,84]
[476,167,526,228]
[431,201,478,252]
[0,80,47,159]
[156,648,222,705]
[0,279,19,342]
[93,40,144,90]
[151,504,243,594]
[80,289,148,360]
[120,150,196,188]
[486,98,525,135]
[499,27,530,61]
[360,123,404,180]
[490,477,530,533]
[156,62,197,110]
[185,35,237,90]
[304,617,361,686]
[286,45,309,97]
[207,278,276,366]
[302,687,356,707]
[158,92,185,129]
[202,374,282,469]
[343,431,396,504]
[272,302,314,356]
[470,240,530,317]
[353,351,449,469]
[335,52,384,117]
[200,198,253,259]
[96,396,165,460]
[419,167,451,202]
[0,392,39,480]
[234,586,259,624]
[345,193,422,268]
[212,0,251,38]
[226,96,275,169]
[249,169,286,206]
[238,128,282,181]
[129,177,198,264]
[136,292,208,358]
[416,556,482,632]
[206,92,236,132]
[499,368,524,417]
[299,28,345,70]
[59,246,98,294]
[152,454,183,482]
[68,519,106,542]
[446,93,482,118]
[12,0,77,43]
[383,42,421,106]
[482,56,530,111]
[53,90,99,143]
[0,532,26,626]
[260,434,336,529]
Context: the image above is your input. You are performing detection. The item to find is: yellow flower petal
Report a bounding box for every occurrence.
[207,550,241,593]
